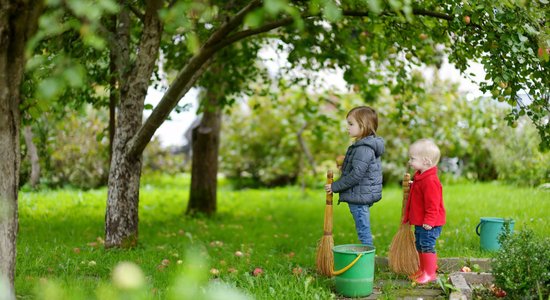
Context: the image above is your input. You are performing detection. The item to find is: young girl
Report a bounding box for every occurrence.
[325,106,385,247]
[403,139,446,284]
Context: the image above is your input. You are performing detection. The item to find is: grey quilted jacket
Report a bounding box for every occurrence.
[331,135,384,206]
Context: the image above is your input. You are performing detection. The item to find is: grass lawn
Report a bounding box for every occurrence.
[15,174,550,299]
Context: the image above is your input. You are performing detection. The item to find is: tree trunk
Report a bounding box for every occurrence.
[187,91,223,216]
[104,0,260,244]
[23,126,40,188]
[104,0,162,248]
[0,0,43,295]
[0,69,20,300]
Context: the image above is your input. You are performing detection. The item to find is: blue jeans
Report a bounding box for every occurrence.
[348,204,373,246]
[414,226,442,253]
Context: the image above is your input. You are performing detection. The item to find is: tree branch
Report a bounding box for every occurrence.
[203,0,262,48]
[217,7,457,49]
[217,17,295,48]
[126,2,268,158]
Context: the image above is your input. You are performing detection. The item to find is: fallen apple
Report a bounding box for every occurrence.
[460,266,471,272]
[463,16,471,24]
[210,268,220,276]
[252,267,263,276]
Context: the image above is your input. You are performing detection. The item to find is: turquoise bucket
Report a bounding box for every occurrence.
[475,217,515,251]
[332,244,375,297]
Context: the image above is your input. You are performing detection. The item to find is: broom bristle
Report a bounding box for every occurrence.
[388,224,419,275]
[316,235,334,276]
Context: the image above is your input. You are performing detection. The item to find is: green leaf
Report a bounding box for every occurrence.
[186,33,200,55]
[244,9,264,28]
[37,78,65,100]
[63,66,85,87]
[28,107,41,119]
[367,0,382,14]
[82,33,106,49]
[323,0,341,22]
[264,0,288,15]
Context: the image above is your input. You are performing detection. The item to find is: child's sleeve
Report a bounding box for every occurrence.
[422,179,443,226]
[331,147,373,193]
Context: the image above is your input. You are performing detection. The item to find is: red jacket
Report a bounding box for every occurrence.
[403,167,446,227]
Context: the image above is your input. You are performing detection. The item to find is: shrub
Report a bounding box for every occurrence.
[142,137,187,176]
[492,228,550,299]
[20,107,110,189]
[489,118,550,187]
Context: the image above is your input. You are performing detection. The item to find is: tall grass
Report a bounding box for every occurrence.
[15,174,549,299]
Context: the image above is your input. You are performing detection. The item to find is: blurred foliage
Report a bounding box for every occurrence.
[142,139,187,177]
[220,85,345,188]
[19,106,188,189]
[221,69,549,188]
[489,118,550,187]
[20,106,110,189]
[21,0,116,124]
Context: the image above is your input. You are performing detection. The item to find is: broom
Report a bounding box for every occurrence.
[388,173,419,275]
[316,169,334,276]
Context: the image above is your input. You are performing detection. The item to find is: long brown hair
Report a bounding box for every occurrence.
[347,106,378,139]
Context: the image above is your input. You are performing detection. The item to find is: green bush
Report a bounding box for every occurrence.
[220,88,347,188]
[142,137,187,176]
[492,228,550,299]
[20,107,110,189]
[489,118,550,187]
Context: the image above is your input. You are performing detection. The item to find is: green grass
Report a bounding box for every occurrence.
[15,174,550,299]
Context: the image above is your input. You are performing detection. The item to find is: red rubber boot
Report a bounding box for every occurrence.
[415,253,437,284]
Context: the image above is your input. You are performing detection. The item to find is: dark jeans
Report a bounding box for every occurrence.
[414,225,442,253]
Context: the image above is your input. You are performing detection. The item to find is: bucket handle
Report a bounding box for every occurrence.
[331,253,363,276]
[475,221,483,236]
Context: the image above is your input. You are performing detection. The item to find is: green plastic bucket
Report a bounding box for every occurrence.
[332,244,375,297]
[475,217,515,251]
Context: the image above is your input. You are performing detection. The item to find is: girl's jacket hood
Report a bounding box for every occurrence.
[353,135,385,158]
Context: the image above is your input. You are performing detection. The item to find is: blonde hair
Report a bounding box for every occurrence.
[347,106,378,139]
[409,139,441,167]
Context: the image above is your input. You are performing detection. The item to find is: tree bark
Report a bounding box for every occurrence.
[105,0,262,245]
[187,90,223,216]
[23,126,40,188]
[0,0,43,295]
[104,0,162,248]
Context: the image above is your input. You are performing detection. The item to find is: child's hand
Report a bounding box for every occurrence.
[422,224,432,230]
[324,184,333,194]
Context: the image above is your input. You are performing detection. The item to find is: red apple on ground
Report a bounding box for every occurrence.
[463,16,471,24]
[252,267,263,276]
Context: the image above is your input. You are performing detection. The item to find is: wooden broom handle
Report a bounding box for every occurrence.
[401,173,411,218]
[326,170,333,205]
